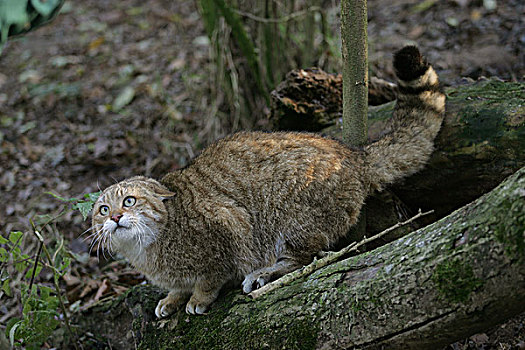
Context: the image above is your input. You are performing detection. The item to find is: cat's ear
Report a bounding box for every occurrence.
[152,183,176,200]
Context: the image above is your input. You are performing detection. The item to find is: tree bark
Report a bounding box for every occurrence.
[77,167,525,350]
[340,0,369,251]
[340,0,368,146]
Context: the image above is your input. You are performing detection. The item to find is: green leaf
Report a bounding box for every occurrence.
[11,245,21,258]
[112,86,135,112]
[14,260,29,273]
[0,0,30,44]
[24,263,42,280]
[1,278,11,297]
[33,213,55,226]
[30,0,62,17]
[8,321,21,346]
[0,235,8,244]
[45,191,78,203]
[57,256,71,273]
[0,247,7,262]
[84,191,101,202]
[73,202,93,220]
[15,287,61,348]
[5,317,21,343]
[39,285,53,300]
[8,231,23,245]
[73,201,95,221]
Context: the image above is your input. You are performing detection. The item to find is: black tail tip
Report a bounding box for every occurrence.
[393,45,429,82]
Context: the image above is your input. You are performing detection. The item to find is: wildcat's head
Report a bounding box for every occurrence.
[90,176,175,259]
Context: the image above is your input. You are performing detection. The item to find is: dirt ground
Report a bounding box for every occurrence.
[0,0,523,348]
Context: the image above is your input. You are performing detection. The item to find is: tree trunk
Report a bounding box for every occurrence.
[340,0,369,250]
[76,167,525,350]
[340,0,368,146]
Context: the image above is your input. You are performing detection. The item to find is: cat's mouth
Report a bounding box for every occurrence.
[112,223,132,234]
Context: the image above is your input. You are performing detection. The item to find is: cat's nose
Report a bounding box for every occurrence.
[111,214,123,223]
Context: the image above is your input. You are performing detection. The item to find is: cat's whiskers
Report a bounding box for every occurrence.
[79,223,102,238]
[134,222,144,253]
[107,236,115,257]
[134,219,158,249]
[88,232,102,257]
[82,224,104,243]
[136,219,156,238]
[89,224,113,261]
[88,227,103,247]
[101,229,111,260]
[83,231,99,242]
[110,175,119,185]
[104,238,116,260]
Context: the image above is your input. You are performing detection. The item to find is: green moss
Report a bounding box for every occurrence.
[279,318,319,350]
[490,189,525,261]
[445,81,525,152]
[137,291,236,349]
[135,287,319,350]
[446,80,524,104]
[432,259,483,304]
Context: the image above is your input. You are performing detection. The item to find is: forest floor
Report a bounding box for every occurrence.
[0,0,523,348]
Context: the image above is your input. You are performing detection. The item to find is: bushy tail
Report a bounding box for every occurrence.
[365,46,446,192]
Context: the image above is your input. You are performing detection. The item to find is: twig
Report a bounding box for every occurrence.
[249,209,433,299]
[27,223,44,295]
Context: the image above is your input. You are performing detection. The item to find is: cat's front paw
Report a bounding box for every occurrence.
[155,292,186,318]
[242,272,268,293]
[185,296,210,315]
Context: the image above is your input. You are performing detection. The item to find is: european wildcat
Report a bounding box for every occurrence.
[90,46,445,317]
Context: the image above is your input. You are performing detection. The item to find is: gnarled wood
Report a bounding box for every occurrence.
[269,68,397,131]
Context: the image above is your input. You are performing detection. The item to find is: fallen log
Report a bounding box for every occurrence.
[77,166,525,349]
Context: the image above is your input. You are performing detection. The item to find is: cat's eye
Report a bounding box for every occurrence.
[123,196,136,207]
[99,205,110,216]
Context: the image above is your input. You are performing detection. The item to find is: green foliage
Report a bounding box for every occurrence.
[0,0,64,51]
[211,0,267,101]
[0,191,98,348]
[197,0,335,132]
[1,232,72,348]
[46,190,101,220]
[0,229,68,348]
[7,285,60,349]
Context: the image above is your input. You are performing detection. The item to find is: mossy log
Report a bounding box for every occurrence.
[272,78,524,240]
[77,167,525,349]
